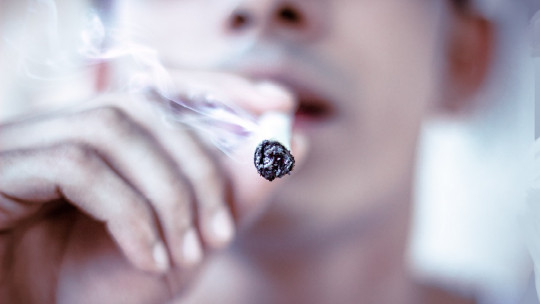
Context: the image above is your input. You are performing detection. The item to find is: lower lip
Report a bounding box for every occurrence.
[293,112,329,130]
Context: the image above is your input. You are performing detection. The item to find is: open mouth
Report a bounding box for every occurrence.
[256,76,336,124]
[295,95,334,121]
[239,68,338,125]
[281,82,336,128]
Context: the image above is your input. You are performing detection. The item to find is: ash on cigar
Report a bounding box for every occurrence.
[254,140,295,181]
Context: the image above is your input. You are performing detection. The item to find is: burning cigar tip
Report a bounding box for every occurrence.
[254,140,295,181]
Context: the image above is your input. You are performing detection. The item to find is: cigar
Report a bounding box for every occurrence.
[253,112,295,181]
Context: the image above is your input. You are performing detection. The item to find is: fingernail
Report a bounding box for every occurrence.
[182,228,203,265]
[152,241,170,272]
[210,207,235,245]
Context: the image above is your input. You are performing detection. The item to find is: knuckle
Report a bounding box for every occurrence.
[107,217,154,248]
[56,143,100,172]
[88,106,144,144]
[195,162,223,192]
[189,158,219,183]
[58,143,92,163]
[94,106,128,124]
[48,143,105,188]
[124,206,154,233]
[187,160,226,209]
[170,181,193,207]
[161,180,194,224]
[87,106,133,135]
[172,192,193,217]
[172,206,193,232]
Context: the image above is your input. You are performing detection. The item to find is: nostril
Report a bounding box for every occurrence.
[226,2,313,35]
[277,4,304,26]
[229,10,251,30]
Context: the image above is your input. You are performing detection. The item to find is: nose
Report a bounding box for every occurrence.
[225,0,325,41]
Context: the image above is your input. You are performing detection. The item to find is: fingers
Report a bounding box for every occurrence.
[0,145,169,273]
[1,101,237,270]
[91,97,236,263]
[136,123,235,250]
[128,72,300,246]
[0,70,306,277]
[1,106,203,269]
[143,72,307,239]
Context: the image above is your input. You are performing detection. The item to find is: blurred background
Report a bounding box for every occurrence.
[409,1,537,304]
[0,1,538,303]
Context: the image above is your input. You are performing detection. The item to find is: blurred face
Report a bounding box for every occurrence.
[116,0,454,237]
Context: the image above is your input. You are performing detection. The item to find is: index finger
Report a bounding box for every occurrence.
[162,70,297,115]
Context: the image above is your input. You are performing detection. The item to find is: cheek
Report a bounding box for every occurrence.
[287,1,448,207]
[116,0,232,67]
[338,1,446,162]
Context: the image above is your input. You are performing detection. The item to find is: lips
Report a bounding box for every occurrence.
[248,73,337,125]
[273,79,336,129]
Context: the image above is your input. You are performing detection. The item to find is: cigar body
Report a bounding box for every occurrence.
[253,112,295,181]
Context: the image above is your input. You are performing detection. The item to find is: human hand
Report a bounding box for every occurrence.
[0,71,306,303]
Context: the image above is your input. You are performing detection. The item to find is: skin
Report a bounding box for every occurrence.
[0,0,492,303]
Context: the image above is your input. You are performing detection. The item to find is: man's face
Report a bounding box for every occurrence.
[116,0,452,236]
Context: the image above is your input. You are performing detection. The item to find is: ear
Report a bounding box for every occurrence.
[439,9,494,115]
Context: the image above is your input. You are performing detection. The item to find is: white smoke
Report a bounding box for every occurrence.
[0,0,260,158]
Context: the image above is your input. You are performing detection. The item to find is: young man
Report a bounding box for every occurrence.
[0,0,495,303]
